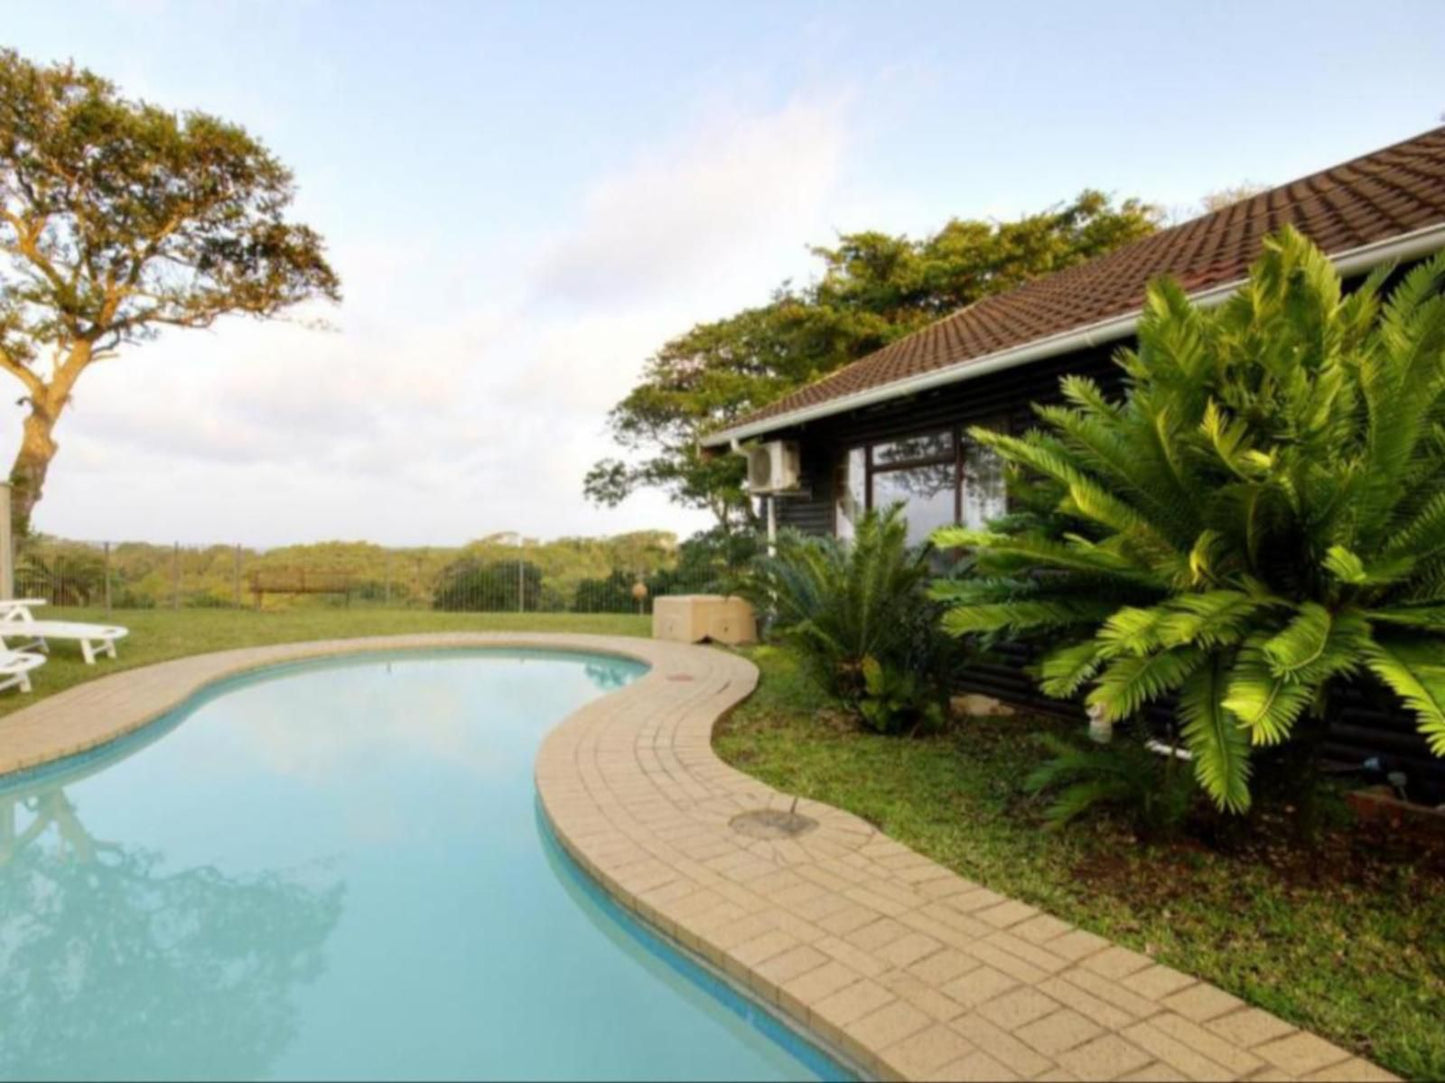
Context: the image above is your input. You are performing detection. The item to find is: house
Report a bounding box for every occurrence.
[702,126,1445,797]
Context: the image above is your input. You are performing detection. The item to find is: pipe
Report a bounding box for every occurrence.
[1087,704,1112,744]
[1146,739,1192,761]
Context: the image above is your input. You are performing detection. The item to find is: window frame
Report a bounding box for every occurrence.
[863,428,964,525]
[836,419,1008,540]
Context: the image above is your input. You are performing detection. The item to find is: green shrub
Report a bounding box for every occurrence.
[858,655,946,734]
[1024,733,1196,836]
[431,558,543,611]
[744,506,955,733]
[935,228,1445,812]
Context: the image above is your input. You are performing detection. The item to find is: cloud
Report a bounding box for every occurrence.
[5,92,852,547]
[531,96,848,306]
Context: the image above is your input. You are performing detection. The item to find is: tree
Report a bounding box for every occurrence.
[1198,183,1269,213]
[13,535,104,605]
[0,49,340,534]
[431,556,543,611]
[933,228,1445,813]
[587,192,1159,530]
[585,300,837,532]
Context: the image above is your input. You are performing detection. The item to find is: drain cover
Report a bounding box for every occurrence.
[730,808,818,840]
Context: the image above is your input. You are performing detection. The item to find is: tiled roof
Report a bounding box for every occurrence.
[721,126,1445,437]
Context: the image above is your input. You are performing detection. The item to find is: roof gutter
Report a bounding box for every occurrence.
[702,221,1445,447]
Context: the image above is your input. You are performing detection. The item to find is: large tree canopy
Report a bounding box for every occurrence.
[0,48,340,533]
[585,191,1159,531]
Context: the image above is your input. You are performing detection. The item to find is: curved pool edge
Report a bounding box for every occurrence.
[1,633,1379,1083]
[533,801,859,1081]
[0,633,653,778]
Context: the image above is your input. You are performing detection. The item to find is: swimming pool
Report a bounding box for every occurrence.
[0,650,851,1081]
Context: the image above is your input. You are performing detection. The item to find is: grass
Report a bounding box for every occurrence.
[0,606,649,718]
[714,645,1445,1081]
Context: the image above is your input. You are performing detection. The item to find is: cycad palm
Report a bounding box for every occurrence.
[745,506,941,714]
[933,227,1445,812]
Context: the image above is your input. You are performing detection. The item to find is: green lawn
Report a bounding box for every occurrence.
[0,607,649,718]
[714,645,1445,1082]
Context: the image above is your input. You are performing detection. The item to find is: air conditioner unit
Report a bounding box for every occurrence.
[745,441,801,494]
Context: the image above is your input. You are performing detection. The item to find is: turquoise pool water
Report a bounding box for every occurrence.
[0,650,850,1081]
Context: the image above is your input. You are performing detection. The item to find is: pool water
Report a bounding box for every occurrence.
[0,650,850,1081]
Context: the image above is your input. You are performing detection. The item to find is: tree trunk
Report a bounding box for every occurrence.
[1283,696,1338,842]
[7,341,91,538]
[9,406,58,538]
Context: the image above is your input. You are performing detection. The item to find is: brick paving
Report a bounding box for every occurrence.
[0,634,1396,1082]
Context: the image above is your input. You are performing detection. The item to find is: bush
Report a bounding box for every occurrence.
[744,506,955,734]
[1025,733,1197,837]
[934,228,1445,812]
[15,541,106,606]
[432,558,543,612]
[572,569,648,613]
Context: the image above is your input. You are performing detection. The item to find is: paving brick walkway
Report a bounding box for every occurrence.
[0,634,1395,1082]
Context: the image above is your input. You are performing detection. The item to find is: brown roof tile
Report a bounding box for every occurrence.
[724,126,1445,436]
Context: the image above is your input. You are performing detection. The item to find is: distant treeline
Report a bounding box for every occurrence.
[14,528,757,612]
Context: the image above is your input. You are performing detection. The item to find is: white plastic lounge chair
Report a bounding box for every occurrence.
[0,649,46,692]
[0,611,128,665]
[0,598,47,619]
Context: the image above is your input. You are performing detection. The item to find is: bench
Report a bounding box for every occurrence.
[249,570,352,608]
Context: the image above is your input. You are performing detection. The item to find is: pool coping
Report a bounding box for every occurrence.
[0,633,1394,1082]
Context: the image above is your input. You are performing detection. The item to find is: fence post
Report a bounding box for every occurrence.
[233,544,242,608]
[171,542,181,611]
[517,557,524,614]
[414,556,422,609]
[384,552,392,607]
[0,483,12,601]
[103,542,112,616]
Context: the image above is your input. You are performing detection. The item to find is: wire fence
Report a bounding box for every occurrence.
[10,537,739,616]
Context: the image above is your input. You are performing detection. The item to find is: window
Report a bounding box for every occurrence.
[873,431,953,467]
[962,436,1008,529]
[836,422,1008,545]
[874,464,958,544]
[836,447,867,542]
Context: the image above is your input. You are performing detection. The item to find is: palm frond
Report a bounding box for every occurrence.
[1222,638,1315,746]
[1178,656,1252,813]
[1363,635,1445,756]
[1038,639,1107,698]
[1262,602,1332,678]
[941,598,1115,637]
[1086,647,1205,722]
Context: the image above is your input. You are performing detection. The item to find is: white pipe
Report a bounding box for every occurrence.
[702,222,1445,447]
[1087,704,1113,744]
[1147,738,1193,762]
[766,495,777,557]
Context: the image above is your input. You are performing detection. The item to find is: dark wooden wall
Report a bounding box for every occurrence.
[761,343,1445,802]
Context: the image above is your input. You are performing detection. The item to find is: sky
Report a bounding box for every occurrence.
[5,0,1445,548]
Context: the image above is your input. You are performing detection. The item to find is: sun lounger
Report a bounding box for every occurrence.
[0,614,128,664]
[0,599,47,620]
[0,649,46,692]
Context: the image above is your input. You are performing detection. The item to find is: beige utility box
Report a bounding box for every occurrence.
[652,594,758,646]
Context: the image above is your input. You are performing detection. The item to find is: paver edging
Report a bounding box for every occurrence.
[0,634,1395,1082]
[527,640,1395,1083]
